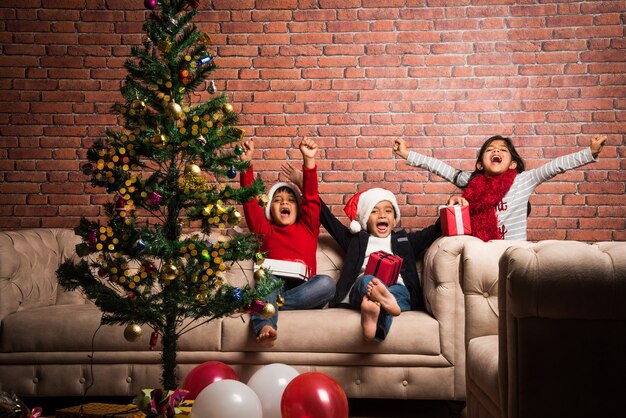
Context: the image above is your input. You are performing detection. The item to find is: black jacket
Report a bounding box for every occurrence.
[320,200,441,310]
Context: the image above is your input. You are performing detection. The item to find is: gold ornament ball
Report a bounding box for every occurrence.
[253,268,268,282]
[258,194,269,207]
[162,263,178,280]
[185,163,201,176]
[124,323,143,342]
[261,302,276,319]
[152,132,169,148]
[166,101,184,120]
[222,103,234,113]
[254,252,265,266]
[130,99,146,111]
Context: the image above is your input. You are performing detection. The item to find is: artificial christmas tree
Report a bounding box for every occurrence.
[57,0,280,392]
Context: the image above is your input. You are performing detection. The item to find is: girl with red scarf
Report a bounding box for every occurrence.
[394,135,607,241]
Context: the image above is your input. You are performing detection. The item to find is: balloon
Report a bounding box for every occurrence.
[190,379,262,418]
[247,363,300,418]
[281,372,349,418]
[182,361,239,400]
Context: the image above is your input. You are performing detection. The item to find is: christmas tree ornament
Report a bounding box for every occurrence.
[124,323,143,342]
[261,302,276,319]
[232,127,245,140]
[226,166,237,179]
[135,239,147,252]
[149,331,159,350]
[254,252,265,265]
[222,103,234,113]
[158,38,172,53]
[196,55,213,66]
[166,101,184,120]
[276,293,285,307]
[185,163,201,176]
[161,263,178,280]
[115,197,126,212]
[152,131,169,148]
[147,191,162,206]
[251,300,265,313]
[199,33,212,46]
[258,194,269,207]
[197,135,206,145]
[178,68,191,85]
[208,80,216,94]
[228,209,242,225]
[144,0,157,10]
[230,287,242,302]
[253,268,268,282]
[130,98,146,112]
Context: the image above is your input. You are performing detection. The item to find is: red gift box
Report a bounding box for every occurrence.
[364,251,403,287]
[439,204,471,236]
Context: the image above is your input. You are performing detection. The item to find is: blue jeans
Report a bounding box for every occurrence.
[348,275,412,342]
[252,274,335,335]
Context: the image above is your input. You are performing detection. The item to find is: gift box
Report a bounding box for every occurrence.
[439,204,471,236]
[254,258,310,281]
[364,251,403,287]
[55,403,145,418]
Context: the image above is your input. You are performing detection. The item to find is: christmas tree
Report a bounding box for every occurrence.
[57,0,280,391]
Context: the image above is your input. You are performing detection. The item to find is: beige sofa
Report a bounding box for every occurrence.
[0,228,468,402]
[462,240,626,418]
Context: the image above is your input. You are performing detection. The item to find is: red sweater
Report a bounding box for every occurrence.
[240,164,321,276]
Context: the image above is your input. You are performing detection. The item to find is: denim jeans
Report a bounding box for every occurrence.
[348,274,411,342]
[251,274,336,335]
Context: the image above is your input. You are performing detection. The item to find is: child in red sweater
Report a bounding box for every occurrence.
[240,137,335,347]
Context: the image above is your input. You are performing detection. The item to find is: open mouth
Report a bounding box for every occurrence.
[280,207,291,218]
[491,155,502,164]
[376,220,389,233]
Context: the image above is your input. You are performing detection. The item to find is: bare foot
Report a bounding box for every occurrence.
[256,325,277,347]
[360,296,380,342]
[367,278,401,317]
[281,162,303,190]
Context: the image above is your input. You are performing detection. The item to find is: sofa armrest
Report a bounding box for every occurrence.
[0,229,82,320]
[461,240,534,345]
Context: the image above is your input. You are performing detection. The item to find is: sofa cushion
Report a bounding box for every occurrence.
[466,335,499,407]
[0,304,221,353]
[221,309,442,356]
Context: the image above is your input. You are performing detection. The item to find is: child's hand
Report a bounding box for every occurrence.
[393,139,409,159]
[590,135,607,158]
[299,137,317,168]
[281,161,304,190]
[447,196,468,206]
[240,139,254,162]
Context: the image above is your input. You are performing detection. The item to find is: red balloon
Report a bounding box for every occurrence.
[281,372,349,418]
[182,361,239,400]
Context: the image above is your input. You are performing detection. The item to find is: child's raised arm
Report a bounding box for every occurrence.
[393,138,409,160]
[239,138,254,162]
[299,137,318,169]
[590,135,607,158]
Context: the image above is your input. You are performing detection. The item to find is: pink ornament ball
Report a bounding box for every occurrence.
[144,0,157,10]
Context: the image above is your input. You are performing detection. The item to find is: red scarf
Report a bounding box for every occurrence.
[462,169,517,242]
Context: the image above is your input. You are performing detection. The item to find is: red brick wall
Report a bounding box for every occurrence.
[1,0,625,241]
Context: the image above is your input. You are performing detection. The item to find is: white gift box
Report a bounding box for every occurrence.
[254,258,310,281]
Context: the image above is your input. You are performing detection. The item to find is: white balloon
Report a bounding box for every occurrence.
[247,363,300,418]
[191,379,262,418]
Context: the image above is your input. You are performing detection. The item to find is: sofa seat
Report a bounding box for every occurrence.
[0,229,467,401]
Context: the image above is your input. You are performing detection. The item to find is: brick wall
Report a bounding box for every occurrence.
[1,0,625,241]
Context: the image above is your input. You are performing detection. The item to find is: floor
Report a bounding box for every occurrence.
[26,396,466,418]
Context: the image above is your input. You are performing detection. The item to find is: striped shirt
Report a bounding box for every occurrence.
[406,149,597,240]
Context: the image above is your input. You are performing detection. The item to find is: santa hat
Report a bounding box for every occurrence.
[343,188,401,233]
[264,182,302,220]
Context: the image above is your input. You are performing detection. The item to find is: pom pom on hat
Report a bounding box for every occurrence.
[264,182,302,221]
[343,188,400,233]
